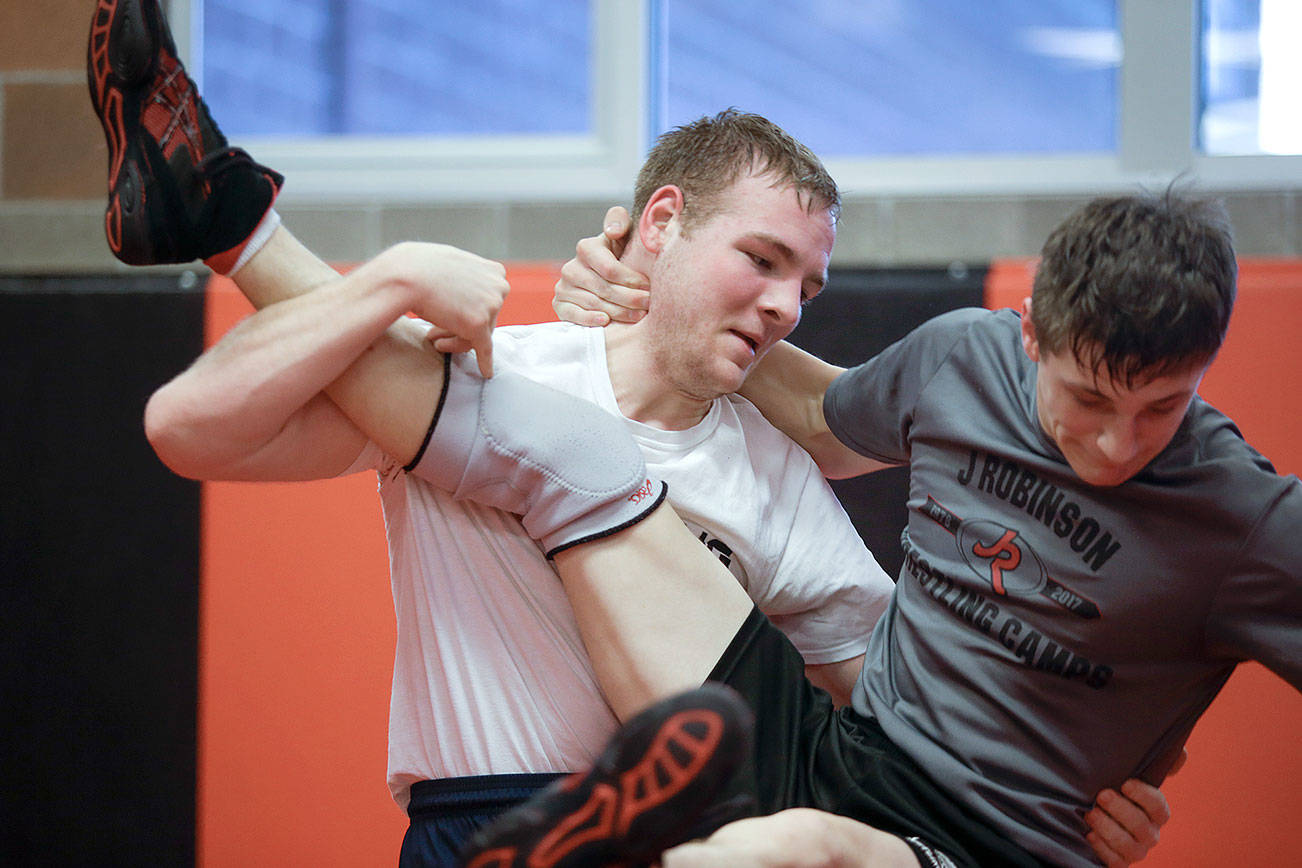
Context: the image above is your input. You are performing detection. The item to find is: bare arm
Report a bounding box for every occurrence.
[146,238,508,481]
[739,342,891,479]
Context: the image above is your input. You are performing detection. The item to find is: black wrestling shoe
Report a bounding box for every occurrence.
[461,684,754,868]
[87,0,282,271]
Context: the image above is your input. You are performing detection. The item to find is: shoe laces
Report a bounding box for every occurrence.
[148,58,206,165]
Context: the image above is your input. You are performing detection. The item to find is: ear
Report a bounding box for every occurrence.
[1019,296,1041,362]
[638,185,685,255]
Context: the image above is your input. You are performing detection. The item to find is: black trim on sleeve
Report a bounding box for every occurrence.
[404,352,454,473]
[544,482,670,559]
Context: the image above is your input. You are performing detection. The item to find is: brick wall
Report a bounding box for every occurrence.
[0,0,125,272]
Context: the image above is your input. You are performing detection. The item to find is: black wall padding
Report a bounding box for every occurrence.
[786,266,987,580]
[0,275,204,866]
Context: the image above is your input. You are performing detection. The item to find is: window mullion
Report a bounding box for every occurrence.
[1118,0,1198,175]
[592,0,652,194]
[167,0,199,72]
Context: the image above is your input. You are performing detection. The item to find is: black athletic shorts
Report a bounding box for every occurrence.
[708,605,1045,868]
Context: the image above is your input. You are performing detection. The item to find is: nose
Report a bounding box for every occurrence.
[1096,417,1141,465]
[759,280,802,331]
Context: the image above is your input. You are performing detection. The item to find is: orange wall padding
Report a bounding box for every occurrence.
[986,258,1302,866]
[198,264,559,867]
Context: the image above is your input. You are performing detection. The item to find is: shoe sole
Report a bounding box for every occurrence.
[532,706,729,866]
[87,0,161,263]
[464,685,752,868]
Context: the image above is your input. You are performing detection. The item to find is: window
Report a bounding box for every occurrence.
[1201,0,1302,155]
[202,0,590,137]
[660,0,1118,157]
[179,0,1300,200]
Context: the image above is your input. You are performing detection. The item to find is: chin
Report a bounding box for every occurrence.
[711,364,748,395]
[1072,463,1135,488]
[710,379,744,399]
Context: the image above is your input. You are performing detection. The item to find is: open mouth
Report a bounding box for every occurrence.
[730,330,758,353]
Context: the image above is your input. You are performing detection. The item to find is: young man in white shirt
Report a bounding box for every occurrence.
[91,2,902,862]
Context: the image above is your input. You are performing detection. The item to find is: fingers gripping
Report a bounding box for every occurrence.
[1085,784,1165,866]
[553,210,651,325]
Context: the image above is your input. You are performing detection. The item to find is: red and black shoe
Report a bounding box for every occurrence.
[461,684,755,868]
[87,0,282,271]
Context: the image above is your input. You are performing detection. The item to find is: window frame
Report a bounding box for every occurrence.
[175,0,1302,203]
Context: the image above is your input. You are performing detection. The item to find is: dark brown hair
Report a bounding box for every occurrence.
[1031,190,1237,384]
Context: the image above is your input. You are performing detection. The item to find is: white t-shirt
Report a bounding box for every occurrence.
[350,322,893,807]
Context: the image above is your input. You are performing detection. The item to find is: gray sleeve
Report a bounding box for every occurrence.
[823,307,990,463]
[1207,479,1302,691]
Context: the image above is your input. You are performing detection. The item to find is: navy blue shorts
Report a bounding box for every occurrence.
[399,773,564,867]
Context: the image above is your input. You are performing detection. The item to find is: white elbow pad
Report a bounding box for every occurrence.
[408,353,666,557]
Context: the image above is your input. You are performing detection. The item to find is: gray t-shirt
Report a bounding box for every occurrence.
[825,307,1302,867]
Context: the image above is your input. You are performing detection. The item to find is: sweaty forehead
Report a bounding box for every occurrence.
[689,174,833,260]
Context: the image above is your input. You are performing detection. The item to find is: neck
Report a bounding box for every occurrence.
[603,323,713,430]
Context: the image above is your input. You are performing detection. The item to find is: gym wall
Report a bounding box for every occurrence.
[1,275,202,864]
[5,4,1300,864]
[3,261,1298,866]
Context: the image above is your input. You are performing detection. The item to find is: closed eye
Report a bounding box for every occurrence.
[1072,393,1107,410]
[1144,401,1182,417]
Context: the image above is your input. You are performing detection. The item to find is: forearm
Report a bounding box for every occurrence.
[740,341,839,443]
[232,225,342,309]
[146,250,420,474]
[741,343,884,478]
